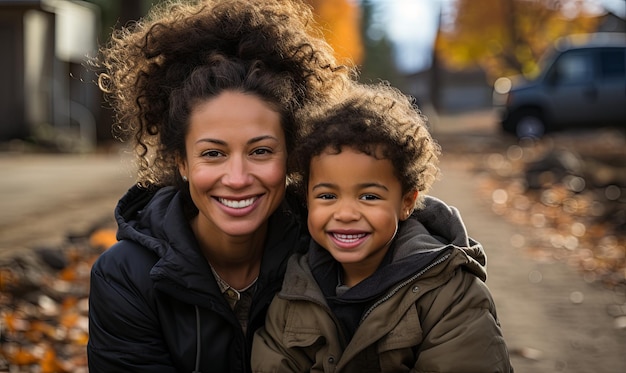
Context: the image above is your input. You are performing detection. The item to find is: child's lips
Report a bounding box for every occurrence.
[329,231,369,249]
[332,232,367,242]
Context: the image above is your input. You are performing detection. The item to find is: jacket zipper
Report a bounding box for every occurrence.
[360,252,452,322]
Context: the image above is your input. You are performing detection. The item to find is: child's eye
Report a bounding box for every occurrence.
[360,194,380,201]
[317,193,336,200]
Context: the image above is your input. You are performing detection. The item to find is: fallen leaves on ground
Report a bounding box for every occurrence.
[0,229,114,372]
[475,134,626,290]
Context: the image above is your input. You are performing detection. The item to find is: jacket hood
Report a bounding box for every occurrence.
[383,195,486,281]
[299,195,487,304]
[114,185,302,305]
[115,185,190,258]
[396,195,486,273]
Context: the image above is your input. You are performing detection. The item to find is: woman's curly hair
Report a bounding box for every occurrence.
[90,0,352,187]
[293,82,441,209]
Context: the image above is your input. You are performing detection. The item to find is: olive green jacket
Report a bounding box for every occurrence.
[252,196,513,373]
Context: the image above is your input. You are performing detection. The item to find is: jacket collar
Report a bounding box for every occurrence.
[287,195,488,302]
[115,185,302,305]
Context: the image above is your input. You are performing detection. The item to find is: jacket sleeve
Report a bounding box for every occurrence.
[414,269,513,373]
[87,243,176,373]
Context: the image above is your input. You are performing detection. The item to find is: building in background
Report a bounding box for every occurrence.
[0,0,101,151]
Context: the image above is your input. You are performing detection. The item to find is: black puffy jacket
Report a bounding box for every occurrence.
[87,185,304,373]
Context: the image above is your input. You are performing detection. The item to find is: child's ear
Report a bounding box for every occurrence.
[400,190,418,221]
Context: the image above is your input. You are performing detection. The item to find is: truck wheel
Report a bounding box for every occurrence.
[513,110,546,139]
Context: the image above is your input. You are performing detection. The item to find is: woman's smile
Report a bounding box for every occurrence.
[217,196,259,209]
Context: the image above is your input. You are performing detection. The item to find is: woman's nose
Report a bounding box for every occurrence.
[222,156,253,189]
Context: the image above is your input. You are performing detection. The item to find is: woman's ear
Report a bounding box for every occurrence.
[400,190,418,221]
[177,155,188,182]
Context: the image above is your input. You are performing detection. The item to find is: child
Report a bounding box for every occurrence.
[251,82,513,372]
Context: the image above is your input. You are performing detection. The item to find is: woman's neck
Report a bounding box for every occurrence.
[191,216,266,289]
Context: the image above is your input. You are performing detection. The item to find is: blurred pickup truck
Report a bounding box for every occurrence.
[493,33,626,138]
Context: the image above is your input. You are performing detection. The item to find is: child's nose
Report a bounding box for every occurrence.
[333,199,360,221]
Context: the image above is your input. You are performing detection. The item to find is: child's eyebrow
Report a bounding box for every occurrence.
[358,182,389,191]
[311,182,389,191]
[311,182,335,191]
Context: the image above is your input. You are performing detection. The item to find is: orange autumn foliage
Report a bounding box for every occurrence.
[308,0,364,66]
[89,228,118,250]
[40,345,70,373]
[436,0,602,82]
[25,320,57,342]
[59,312,79,329]
[0,268,18,291]
[2,311,28,333]
[58,266,77,282]
[7,347,38,366]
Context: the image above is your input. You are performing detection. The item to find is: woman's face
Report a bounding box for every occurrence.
[179,91,287,240]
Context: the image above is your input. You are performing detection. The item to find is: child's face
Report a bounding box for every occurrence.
[306,146,417,287]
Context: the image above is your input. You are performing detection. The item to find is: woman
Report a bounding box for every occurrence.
[86,0,350,371]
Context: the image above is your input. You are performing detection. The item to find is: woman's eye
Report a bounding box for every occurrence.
[201,150,223,158]
[251,147,272,156]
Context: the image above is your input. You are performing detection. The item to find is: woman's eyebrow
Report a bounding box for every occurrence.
[195,135,278,146]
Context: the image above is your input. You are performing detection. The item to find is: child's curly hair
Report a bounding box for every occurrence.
[90,0,352,187]
[293,82,441,209]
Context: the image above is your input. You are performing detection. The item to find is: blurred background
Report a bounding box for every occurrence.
[0,0,624,149]
[1,0,625,372]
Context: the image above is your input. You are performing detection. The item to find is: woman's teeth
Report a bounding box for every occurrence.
[219,197,256,209]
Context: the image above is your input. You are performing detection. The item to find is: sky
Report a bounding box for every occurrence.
[371,0,625,73]
[380,0,443,73]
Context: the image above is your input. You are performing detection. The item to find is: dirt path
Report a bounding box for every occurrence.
[430,110,626,372]
[432,156,626,373]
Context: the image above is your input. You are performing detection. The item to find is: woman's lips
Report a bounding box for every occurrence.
[215,195,262,217]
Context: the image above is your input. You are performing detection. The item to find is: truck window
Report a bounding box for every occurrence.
[553,51,593,85]
[599,48,625,79]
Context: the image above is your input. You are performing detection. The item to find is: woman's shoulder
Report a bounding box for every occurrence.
[91,240,159,284]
